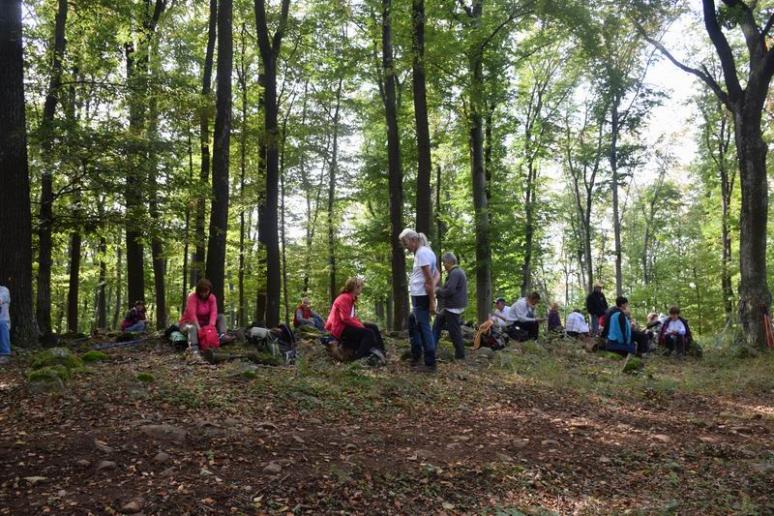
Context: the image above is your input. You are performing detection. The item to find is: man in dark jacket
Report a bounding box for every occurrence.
[585,282,608,335]
[433,252,468,360]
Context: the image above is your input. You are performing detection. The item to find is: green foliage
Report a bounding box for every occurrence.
[28,365,72,383]
[81,351,108,363]
[136,372,156,383]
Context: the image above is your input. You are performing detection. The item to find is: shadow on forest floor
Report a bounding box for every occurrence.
[0,334,772,514]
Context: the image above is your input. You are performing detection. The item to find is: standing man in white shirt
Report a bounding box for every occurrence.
[509,292,544,340]
[0,284,11,364]
[400,229,438,371]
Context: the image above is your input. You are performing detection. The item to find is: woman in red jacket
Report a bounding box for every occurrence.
[326,277,385,362]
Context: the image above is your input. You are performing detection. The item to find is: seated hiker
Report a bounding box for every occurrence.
[325,277,386,363]
[180,278,233,358]
[659,306,692,357]
[293,297,325,331]
[432,252,468,360]
[547,302,563,333]
[600,296,635,356]
[565,308,589,338]
[630,318,650,357]
[121,300,148,333]
[490,297,511,328]
[507,292,544,341]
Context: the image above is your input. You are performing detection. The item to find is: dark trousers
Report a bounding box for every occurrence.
[432,310,465,359]
[520,320,540,340]
[341,323,382,360]
[632,330,649,355]
[665,334,686,356]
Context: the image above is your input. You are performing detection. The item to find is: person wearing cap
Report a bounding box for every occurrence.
[121,300,148,332]
[490,297,511,328]
[585,282,608,335]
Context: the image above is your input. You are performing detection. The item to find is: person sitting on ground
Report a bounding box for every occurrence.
[121,300,148,332]
[600,296,635,356]
[325,277,386,363]
[0,283,11,365]
[432,252,468,360]
[293,297,325,331]
[547,302,563,333]
[507,292,544,341]
[585,282,608,335]
[490,297,511,328]
[629,316,650,357]
[658,306,693,357]
[565,308,590,338]
[180,279,233,359]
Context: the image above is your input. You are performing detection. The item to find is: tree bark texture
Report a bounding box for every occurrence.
[36,0,68,336]
[205,0,232,314]
[0,0,35,345]
[254,0,291,328]
[66,230,82,333]
[412,0,433,239]
[382,0,408,330]
[193,0,217,287]
[327,78,343,304]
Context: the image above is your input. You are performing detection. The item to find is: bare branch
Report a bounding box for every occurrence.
[637,23,732,108]
[703,0,744,99]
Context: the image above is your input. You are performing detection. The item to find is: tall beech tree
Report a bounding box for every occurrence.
[381,0,408,330]
[412,0,433,239]
[0,0,34,344]
[640,0,774,348]
[254,0,291,328]
[205,0,233,313]
[193,0,218,287]
[36,0,68,336]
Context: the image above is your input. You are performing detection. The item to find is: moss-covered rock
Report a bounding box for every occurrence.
[30,347,83,371]
[81,350,108,363]
[28,365,71,382]
[623,356,644,374]
[602,351,625,361]
[136,372,155,383]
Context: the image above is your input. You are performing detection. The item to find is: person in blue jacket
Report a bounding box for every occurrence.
[600,296,634,356]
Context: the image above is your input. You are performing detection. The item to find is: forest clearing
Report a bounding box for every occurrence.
[1,335,772,514]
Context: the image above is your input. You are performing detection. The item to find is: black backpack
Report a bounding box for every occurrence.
[247,323,297,364]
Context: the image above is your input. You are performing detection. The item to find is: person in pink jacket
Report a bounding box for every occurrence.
[180,278,231,356]
[325,277,385,362]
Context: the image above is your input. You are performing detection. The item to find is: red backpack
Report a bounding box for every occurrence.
[198,326,221,350]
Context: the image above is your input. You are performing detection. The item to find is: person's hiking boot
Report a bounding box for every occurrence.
[187,348,205,364]
[367,348,386,366]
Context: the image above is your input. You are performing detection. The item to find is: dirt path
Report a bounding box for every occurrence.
[0,342,771,514]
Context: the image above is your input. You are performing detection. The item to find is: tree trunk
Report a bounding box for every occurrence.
[280,141,289,326]
[469,51,492,323]
[609,97,623,298]
[97,237,107,329]
[254,0,291,328]
[147,50,166,330]
[194,0,218,287]
[412,0,432,238]
[237,22,248,327]
[0,0,35,345]
[327,78,343,304]
[183,130,193,312]
[520,158,536,296]
[113,246,123,328]
[66,230,82,333]
[382,0,408,330]
[205,0,232,315]
[734,98,770,348]
[36,0,67,336]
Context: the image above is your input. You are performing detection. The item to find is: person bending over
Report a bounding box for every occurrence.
[180,279,231,359]
[432,252,468,360]
[325,277,385,363]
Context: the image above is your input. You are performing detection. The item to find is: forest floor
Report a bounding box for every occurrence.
[0,334,772,515]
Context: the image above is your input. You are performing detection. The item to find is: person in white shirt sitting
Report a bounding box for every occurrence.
[490,298,511,328]
[507,292,543,341]
[565,308,590,338]
[658,306,693,357]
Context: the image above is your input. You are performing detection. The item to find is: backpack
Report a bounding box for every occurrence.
[482,326,508,350]
[247,324,297,364]
[198,326,221,351]
[504,324,529,342]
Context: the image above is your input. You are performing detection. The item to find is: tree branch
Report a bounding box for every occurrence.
[638,24,731,109]
[703,0,744,99]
